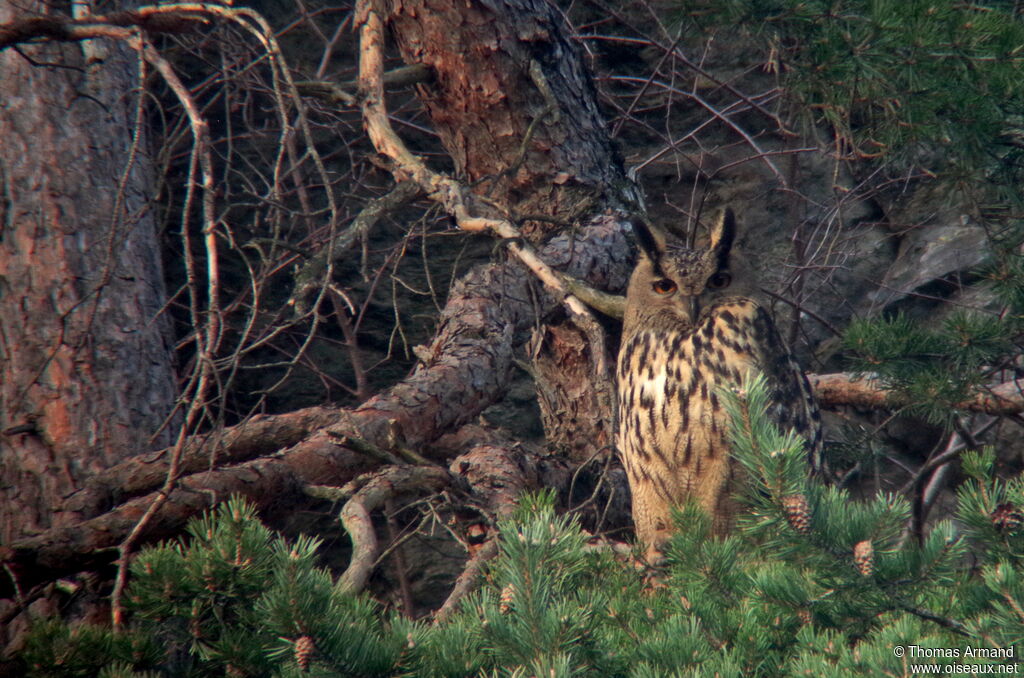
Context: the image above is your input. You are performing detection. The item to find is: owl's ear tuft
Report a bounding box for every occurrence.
[709,208,736,269]
[632,219,665,261]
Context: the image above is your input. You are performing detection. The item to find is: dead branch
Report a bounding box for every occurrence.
[808,373,1024,416]
[354,0,607,329]
[332,465,452,595]
[432,441,574,621]
[450,442,567,517]
[3,215,627,595]
[383,497,415,618]
[295,79,359,107]
[433,539,499,624]
[1,13,192,48]
[291,181,423,316]
[0,431,362,596]
[108,34,224,627]
[0,4,242,50]
[63,406,342,517]
[295,63,434,107]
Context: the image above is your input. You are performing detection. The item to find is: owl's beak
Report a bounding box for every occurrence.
[688,298,700,323]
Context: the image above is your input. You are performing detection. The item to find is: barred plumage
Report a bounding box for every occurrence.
[616,209,821,559]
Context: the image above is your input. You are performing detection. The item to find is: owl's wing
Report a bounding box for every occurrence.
[751,306,823,472]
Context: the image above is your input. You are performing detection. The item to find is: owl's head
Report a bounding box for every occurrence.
[623,208,759,330]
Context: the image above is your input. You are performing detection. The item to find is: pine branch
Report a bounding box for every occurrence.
[808,373,1024,415]
[896,602,971,637]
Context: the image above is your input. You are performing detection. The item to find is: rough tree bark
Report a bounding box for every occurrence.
[385,0,639,463]
[0,215,630,595]
[0,3,636,601]
[386,0,633,233]
[0,0,177,596]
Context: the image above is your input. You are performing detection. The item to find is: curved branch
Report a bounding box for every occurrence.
[355,0,605,328]
[0,4,238,50]
[332,465,452,595]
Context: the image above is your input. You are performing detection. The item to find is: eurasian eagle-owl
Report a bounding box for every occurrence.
[616,209,822,558]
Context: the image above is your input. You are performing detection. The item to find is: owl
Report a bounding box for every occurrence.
[616,208,822,559]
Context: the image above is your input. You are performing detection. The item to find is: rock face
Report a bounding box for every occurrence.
[866,216,990,315]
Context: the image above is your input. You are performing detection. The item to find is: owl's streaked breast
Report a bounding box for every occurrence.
[617,210,822,559]
[617,301,765,539]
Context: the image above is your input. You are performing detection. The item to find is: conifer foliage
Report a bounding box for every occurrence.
[19,376,1024,677]
[842,309,1019,425]
[678,0,1024,198]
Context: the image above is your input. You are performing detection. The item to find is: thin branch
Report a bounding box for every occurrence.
[433,537,499,624]
[296,63,434,107]
[290,181,422,315]
[110,34,223,629]
[354,0,602,327]
[0,3,249,51]
[334,465,451,595]
[384,498,415,618]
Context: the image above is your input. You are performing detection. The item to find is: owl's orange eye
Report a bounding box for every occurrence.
[652,279,677,295]
[707,272,732,289]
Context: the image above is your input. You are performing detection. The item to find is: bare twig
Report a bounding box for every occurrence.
[607,75,787,186]
[901,415,1000,544]
[296,63,434,106]
[110,34,223,629]
[384,498,415,617]
[291,181,422,315]
[330,291,370,402]
[433,538,499,624]
[335,465,451,595]
[354,0,603,328]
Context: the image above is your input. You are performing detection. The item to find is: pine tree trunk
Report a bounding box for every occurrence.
[387,0,631,235]
[0,3,177,545]
[386,0,638,462]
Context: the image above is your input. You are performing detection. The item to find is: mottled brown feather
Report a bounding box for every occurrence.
[616,210,821,559]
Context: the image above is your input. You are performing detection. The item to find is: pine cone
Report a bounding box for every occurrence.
[781,494,812,535]
[499,583,516,615]
[992,502,1023,533]
[853,540,874,577]
[294,635,315,672]
[797,608,812,626]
